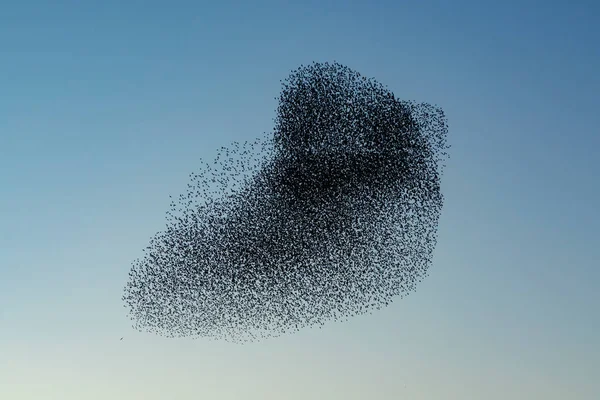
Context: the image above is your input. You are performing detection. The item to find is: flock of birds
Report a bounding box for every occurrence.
[122,62,450,343]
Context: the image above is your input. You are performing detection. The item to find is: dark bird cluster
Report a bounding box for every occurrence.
[123,61,450,343]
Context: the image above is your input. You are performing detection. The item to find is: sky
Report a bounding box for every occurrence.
[1,0,598,398]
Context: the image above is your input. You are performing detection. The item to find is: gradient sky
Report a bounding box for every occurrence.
[1,0,598,399]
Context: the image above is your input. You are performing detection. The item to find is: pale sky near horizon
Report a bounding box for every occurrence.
[1,1,598,399]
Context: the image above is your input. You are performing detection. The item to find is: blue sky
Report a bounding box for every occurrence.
[1,0,598,398]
